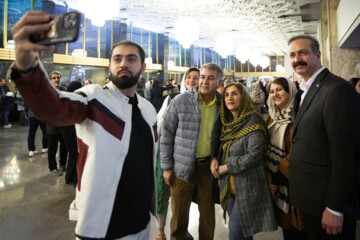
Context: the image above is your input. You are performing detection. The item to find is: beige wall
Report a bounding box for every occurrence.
[320,0,360,81]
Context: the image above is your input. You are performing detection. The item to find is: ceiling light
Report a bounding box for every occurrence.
[81,0,120,27]
[174,16,199,49]
[236,47,250,63]
[215,36,233,58]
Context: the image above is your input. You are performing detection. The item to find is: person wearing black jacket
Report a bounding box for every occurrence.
[0,78,13,128]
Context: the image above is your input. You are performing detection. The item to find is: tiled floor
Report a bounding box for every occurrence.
[0,124,283,240]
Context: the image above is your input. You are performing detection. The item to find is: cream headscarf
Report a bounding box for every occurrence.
[180,67,200,93]
[266,77,296,213]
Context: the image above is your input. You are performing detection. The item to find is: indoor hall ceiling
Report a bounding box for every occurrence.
[53,0,321,56]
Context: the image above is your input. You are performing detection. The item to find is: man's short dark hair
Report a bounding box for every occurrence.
[201,63,223,81]
[109,41,145,65]
[49,71,62,79]
[288,35,320,54]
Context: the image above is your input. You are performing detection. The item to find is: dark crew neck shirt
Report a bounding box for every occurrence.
[106,95,154,239]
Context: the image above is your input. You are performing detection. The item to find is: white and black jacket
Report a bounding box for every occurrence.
[10,63,158,239]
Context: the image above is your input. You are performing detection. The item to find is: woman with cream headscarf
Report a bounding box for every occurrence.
[265,77,307,240]
[155,67,200,240]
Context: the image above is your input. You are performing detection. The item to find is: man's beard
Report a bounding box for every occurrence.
[110,69,141,90]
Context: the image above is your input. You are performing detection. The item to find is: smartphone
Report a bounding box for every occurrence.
[30,11,80,45]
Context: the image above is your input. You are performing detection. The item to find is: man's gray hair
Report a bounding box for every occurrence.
[201,63,223,81]
[288,35,320,54]
[49,71,62,79]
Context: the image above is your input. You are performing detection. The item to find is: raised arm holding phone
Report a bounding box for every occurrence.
[10,11,159,240]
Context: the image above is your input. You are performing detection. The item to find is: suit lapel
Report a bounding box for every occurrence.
[293,69,329,132]
[293,89,303,116]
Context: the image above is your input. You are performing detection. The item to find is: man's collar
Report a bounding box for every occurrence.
[128,94,138,105]
[299,66,326,91]
[198,90,217,105]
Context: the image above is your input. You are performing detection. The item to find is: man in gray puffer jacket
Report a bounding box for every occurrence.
[160,63,222,240]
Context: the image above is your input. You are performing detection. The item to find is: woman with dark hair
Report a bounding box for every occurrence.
[155,67,200,240]
[265,77,307,240]
[351,77,360,96]
[211,83,276,240]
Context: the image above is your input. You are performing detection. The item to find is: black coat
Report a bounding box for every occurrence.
[0,85,13,111]
[289,68,360,218]
[150,81,164,112]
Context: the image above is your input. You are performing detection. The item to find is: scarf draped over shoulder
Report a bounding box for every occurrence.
[218,83,267,211]
[266,78,296,213]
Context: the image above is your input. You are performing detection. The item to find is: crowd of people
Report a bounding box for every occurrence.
[2,10,359,240]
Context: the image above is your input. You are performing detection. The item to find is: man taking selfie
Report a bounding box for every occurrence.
[10,11,158,240]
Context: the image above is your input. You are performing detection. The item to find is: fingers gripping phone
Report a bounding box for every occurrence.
[30,11,80,45]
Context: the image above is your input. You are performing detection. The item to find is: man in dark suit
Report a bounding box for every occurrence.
[288,35,360,240]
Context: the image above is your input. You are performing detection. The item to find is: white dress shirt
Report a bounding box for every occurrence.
[299,66,325,106]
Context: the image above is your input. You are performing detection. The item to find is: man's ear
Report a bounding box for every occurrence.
[141,63,147,75]
[317,50,321,62]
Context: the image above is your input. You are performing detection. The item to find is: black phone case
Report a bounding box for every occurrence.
[30,11,80,45]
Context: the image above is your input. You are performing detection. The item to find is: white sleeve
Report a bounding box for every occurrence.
[157,95,170,136]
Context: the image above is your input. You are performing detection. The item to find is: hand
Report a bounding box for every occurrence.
[11,11,55,71]
[321,208,343,235]
[268,182,278,198]
[25,115,28,119]
[266,173,277,198]
[210,158,220,178]
[218,164,228,176]
[163,170,174,186]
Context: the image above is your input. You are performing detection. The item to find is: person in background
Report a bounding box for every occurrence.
[104,77,110,85]
[47,71,68,176]
[151,80,166,112]
[169,79,179,93]
[136,76,146,97]
[265,77,307,240]
[155,67,200,240]
[288,35,360,240]
[84,79,92,86]
[15,90,28,126]
[211,82,276,240]
[258,78,269,110]
[223,76,230,86]
[351,77,360,96]
[26,106,48,157]
[63,81,82,185]
[145,78,153,101]
[250,83,265,114]
[239,79,250,93]
[217,77,225,95]
[1,78,14,128]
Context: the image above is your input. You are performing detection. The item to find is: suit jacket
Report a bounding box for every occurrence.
[289,68,360,218]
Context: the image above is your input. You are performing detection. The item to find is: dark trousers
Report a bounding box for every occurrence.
[302,212,356,240]
[62,125,78,185]
[47,133,67,171]
[19,111,28,125]
[28,117,48,151]
[282,226,308,240]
